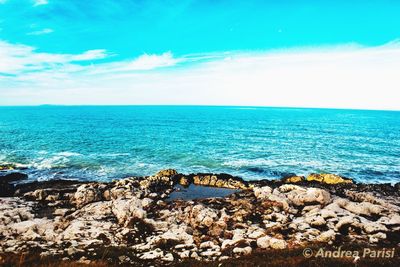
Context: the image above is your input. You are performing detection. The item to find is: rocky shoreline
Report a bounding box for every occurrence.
[1,168,399,266]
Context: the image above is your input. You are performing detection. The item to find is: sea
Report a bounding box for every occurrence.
[0,106,399,184]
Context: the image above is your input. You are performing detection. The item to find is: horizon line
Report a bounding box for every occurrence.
[0,104,399,112]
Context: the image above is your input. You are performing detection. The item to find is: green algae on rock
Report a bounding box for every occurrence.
[192,174,250,189]
[306,173,353,184]
[0,164,15,171]
[281,176,306,184]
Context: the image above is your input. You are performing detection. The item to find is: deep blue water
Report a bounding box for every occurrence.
[0,106,399,184]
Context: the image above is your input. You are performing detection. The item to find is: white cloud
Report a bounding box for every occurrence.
[120,52,179,71]
[0,41,109,74]
[71,49,109,61]
[0,41,180,76]
[85,52,181,75]
[27,28,54,35]
[33,0,48,6]
[1,40,400,110]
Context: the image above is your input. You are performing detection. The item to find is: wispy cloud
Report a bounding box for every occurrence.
[86,52,182,75]
[119,52,179,71]
[0,41,109,78]
[27,28,53,35]
[1,40,400,110]
[0,40,183,76]
[33,0,48,6]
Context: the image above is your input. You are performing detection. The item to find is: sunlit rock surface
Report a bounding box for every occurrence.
[0,169,399,266]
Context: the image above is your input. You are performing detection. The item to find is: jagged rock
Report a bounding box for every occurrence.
[193,174,249,189]
[112,197,146,226]
[53,208,69,217]
[0,172,28,197]
[162,253,174,262]
[307,173,353,184]
[335,198,384,217]
[186,204,218,229]
[189,251,199,260]
[305,215,326,226]
[199,241,219,250]
[200,250,221,257]
[256,235,271,249]
[73,183,104,208]
[140,249,163,260]
[247,227,266,239]
[0,172,28,182]
[1,169,400,265]
[28,189,49,201]
[179,250,190,259]
[285,187,331,206]
[320,207,337,219]
[220,230,247,250]
[253,186,272,200]
[335,215,361,232]
[278,184,306,193]
[221,239,234,250]
[395,183,400,191]
[363,222,388,234]
[267,194,290,211]
[109,181,138,199]
[315,230,336,242]
[369,232,386,243]
[269,238,287,249]
[282,176,305,183]
[379,214,400,226]
[233,246,252,255]
[139,175,173,191]
[155,225,194,247]
[209,220,227,237]
[156,169,178,178]
[178,176,190,186]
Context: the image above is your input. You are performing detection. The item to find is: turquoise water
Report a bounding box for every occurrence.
[0,106,399,183]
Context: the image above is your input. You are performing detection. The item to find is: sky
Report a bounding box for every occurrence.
[0,0,400,109]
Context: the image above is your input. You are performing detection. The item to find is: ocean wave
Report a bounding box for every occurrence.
[88,153,131,158]
[227,107,259,110]
[55,151,82,157]
[222,158,326,169]
[243,166,296,177]
[96,165,118,177]
[32,156,70,170]
[353,168,400,178]
[0,161,30,169]
[26,152,82,170]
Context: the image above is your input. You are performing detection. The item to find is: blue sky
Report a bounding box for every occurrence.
[1,0,400,109]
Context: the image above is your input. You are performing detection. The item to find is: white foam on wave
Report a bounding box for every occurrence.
[56,151,82,157]
[0,154,30,169]
[32,156,69,169]
[31,152,82,169]
[17,151,83,170]
[25,151,83,170]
